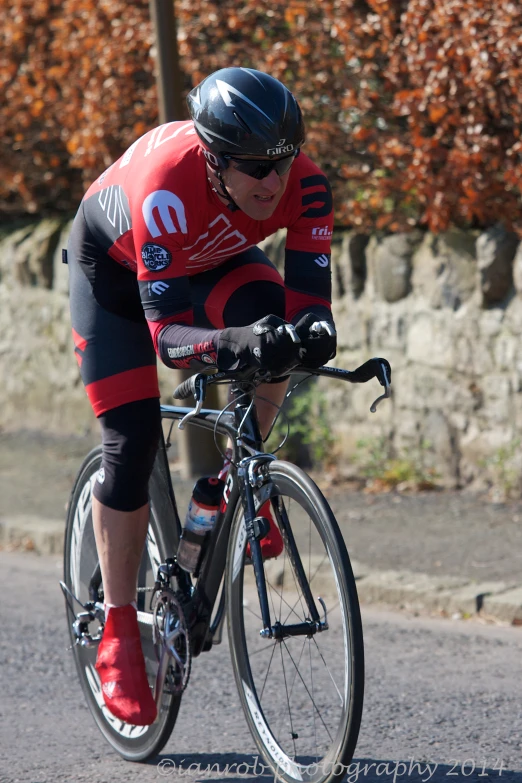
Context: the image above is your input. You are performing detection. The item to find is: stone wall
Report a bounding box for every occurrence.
[1,218,521,494]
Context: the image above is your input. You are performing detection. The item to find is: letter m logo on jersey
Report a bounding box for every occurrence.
[142,190,188,238]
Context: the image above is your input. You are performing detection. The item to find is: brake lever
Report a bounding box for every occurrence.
[178,375,207,430]
[370,361,391,413]
[276,323,301,343]
[310,320,336,338]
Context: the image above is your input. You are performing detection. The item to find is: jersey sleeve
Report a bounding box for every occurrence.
[283,157,334,323]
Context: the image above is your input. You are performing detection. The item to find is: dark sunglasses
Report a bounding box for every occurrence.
[224,149,300,180]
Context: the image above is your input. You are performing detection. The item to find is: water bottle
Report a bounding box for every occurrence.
[176,477,225,573]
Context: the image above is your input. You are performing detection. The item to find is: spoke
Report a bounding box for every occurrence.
[267,559,279,623]
[248,641,279,657]
[243,597,263,623]
[259,639,278,701]
[276,496,307,621]
[283,551,331,627]
[278,496,286,621]
[285,637,307,709]
[309,638,319,762]
[279,640,298,759]
[266,581,306,623]
[312,636,345,706]
[244,605,264,622]
[281,639,333,743]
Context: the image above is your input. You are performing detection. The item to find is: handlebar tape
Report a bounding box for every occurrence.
[173,375,198,400]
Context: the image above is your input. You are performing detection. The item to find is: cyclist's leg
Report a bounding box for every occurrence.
[189,246,289,437]
[68,207,160,724]
[93,398,161,606]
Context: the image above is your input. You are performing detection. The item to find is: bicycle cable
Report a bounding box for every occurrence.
[212,383,256,466]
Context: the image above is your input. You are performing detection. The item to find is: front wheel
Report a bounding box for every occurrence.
[226,461,364,783]
[63,446,182,761]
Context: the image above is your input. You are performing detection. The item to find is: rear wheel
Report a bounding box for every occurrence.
[63,446,182,761]
[226,460,364,783]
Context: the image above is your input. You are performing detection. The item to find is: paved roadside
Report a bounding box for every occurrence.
[1,429,521,626]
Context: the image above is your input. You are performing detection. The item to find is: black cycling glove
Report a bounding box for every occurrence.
[294,312,337,369]
[217,315,301,377]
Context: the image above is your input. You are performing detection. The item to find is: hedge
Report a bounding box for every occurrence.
[2,0,522,233]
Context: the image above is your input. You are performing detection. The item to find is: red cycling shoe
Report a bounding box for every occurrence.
[246,501,284,560]
[95,604,157,726]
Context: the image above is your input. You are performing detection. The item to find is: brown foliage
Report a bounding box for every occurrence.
[2,0,522,234]
[1,0,157,214]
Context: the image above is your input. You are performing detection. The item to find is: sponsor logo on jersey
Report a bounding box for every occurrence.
[148,280,169,296]
[142,189,187,238]
[98,185,131,234]
[185,213,250,268]
[141,243,172,272]
[267,139,294,156]
[97,468,105,484]
[167,341,214,360]
[311,226,333,240]
[314,254,330,268]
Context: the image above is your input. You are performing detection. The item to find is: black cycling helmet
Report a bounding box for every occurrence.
[187,67,306,166]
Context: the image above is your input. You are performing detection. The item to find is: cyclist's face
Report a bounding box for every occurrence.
[220,156,292,219]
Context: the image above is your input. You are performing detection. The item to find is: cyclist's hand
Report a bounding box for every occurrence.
[294,312,337,369]
[217,315,301,376]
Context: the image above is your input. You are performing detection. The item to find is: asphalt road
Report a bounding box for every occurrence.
[1,551,521,783]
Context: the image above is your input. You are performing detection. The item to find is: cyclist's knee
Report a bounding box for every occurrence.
[222,280,285,326]
[94,398,162,512]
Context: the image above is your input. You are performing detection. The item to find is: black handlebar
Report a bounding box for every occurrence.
[172,358,392,412]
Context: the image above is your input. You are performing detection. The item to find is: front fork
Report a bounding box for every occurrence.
[238,455,328,640]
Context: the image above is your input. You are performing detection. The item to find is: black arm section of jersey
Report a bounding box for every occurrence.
[284,248,332,303]
[139,277,192,323]
[157,323,219,370]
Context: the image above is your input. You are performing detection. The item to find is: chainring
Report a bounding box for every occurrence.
[151,589,191,694]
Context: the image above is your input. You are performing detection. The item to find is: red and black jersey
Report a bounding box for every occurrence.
[81,121,333,366]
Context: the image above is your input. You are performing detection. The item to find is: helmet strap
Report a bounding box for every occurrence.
[206,165,240,212]
[216,171,240,212]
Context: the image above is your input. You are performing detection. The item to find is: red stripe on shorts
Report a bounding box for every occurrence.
[204,263,283,328]
[72,328,87,352]
[285,289,331,323]
[85,366,160,417]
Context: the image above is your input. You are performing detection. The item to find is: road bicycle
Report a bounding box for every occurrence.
[61,345,391,783]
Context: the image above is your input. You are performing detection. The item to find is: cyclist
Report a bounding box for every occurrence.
[67,67,336,726]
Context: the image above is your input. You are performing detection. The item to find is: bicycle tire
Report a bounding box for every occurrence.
[226,460,364,783]
[63,446,182,761]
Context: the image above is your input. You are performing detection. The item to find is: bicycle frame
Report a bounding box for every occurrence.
[151,361,390,658]
[158,383,290,657]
